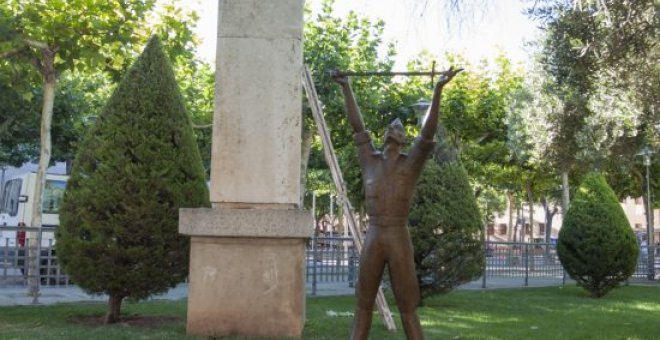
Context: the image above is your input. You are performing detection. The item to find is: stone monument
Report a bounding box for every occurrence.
[179,0,311,337]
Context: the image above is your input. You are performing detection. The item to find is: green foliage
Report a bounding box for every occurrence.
[0,80,34,166]
[173,60,214,173]
[0,0,201,167]
[529,1,658,203]
[57,37,209,308]
[434,54,525,221]
[557,173,639,298]
[303,0,434,209]
[409,154,484,298]
[0,71,111,167]
[1,0,199,80]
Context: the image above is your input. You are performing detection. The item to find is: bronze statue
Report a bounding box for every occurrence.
[333,67,462,340]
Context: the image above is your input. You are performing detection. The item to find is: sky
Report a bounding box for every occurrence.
[187,0,540,69]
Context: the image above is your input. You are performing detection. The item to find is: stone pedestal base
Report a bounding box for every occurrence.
[179,208,312,337]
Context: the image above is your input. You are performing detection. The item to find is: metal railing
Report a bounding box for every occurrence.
[632,245,659,280]
[483,241,565,287]
[0,226,71,287]
[303,238,659,293]
[1,229,656,290]
[306,236,358,295]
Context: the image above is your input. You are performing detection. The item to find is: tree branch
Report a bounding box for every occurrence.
[24,39,49,50]
[0,115,16,137]
[192,123,212,129]
[0,46,27,59]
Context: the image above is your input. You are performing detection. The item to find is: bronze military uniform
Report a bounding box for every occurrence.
[354,129,434,339]
[333,67,461,340]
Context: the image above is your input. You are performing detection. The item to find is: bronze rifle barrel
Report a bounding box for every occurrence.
[328,70,441,77]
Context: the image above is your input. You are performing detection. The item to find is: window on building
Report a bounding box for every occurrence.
[498,224,507,235]
[635,223,643,229]
[539,223,546,235]
[487,224,494,236]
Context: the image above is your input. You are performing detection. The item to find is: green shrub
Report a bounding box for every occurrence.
[409,155,484,298]
[57,36,209,323]
[557,172,639,298]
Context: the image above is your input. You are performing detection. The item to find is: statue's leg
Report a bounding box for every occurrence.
[351,230,386,340]
[388,230,424,340]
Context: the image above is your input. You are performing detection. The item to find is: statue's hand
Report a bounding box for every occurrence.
[329,70,350,86]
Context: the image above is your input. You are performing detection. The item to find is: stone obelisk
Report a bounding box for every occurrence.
[179,0,311,337]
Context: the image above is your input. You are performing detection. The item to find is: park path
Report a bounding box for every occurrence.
[0,277,576,306]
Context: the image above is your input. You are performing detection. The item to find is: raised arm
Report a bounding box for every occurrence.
[420,67,463,140]
[331,74,366,134]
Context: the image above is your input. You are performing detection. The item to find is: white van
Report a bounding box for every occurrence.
[0,172,68,248]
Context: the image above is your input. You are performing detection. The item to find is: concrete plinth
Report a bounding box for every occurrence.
[187,236,306,337]
[180,208,311,337]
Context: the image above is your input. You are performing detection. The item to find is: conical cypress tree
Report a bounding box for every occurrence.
[57,36,209,323]
[558,172,639,298]
[409,127,484,298]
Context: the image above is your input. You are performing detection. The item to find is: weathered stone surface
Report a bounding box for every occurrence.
[186,236,307,337]
[217,0,304,39]
[211,34,302,205]
[183,0,309,337]
[179,208,312,238]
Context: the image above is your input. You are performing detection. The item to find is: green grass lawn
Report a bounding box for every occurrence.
[0,285,659,339]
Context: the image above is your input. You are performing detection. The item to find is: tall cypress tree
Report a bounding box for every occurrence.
[409,126,484,298]
[557,172,639,298]
[57,36,209,323]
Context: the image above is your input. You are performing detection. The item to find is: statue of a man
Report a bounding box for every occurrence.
[333,68,461,340]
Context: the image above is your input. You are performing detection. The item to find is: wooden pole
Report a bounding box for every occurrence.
[302,65,397,332]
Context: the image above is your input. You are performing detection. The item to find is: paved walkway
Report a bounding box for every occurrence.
[0,276,580,306]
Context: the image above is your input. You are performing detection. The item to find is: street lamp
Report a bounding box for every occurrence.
[411,100,431,127]
[636,145,655,280]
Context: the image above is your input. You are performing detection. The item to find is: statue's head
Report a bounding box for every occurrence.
[384,118,406,146]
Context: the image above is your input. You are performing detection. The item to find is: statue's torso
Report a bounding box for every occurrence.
[353,131,435,226]
[362,152,420,222]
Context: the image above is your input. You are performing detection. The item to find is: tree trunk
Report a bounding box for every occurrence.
[541,197,553,244]
[526,181,534,243]
[561,171,570,220]
[27,48,56,303]
[541,197,558,262]
[507,191,515,242]
[515,202,522,243]
[299,127,313,207]
[106,294,124,324]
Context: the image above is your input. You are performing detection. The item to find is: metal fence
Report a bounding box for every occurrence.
[0,226,71,288]
[633,245,659,280]
[1,229,657,291]
[306,236,358,295]
[304,238,659,293]
[483,241,565,286]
